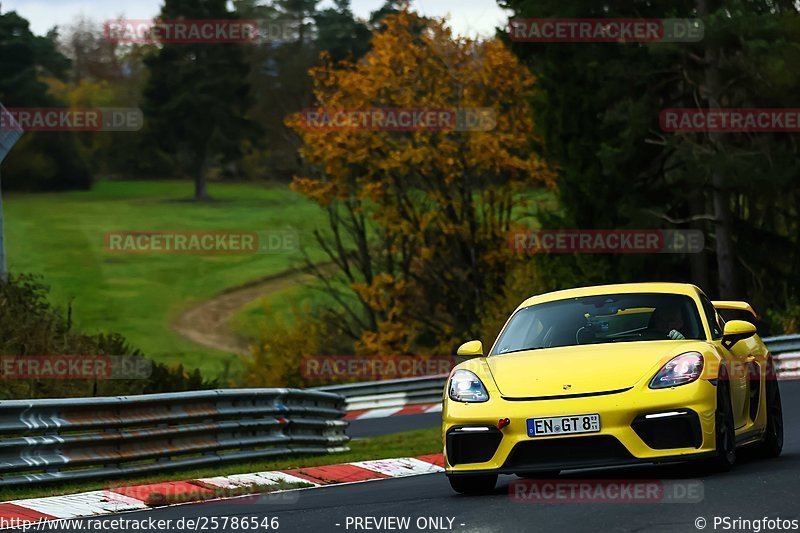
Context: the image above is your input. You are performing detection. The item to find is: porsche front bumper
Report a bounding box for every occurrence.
[443,379,719,475]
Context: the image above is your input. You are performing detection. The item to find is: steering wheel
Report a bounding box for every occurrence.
[639,329,671,341]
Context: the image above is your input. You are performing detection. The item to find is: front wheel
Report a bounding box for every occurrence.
[447,474,497,495]
[706,374,736,472]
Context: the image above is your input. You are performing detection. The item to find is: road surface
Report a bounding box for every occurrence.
[46,381,800,533]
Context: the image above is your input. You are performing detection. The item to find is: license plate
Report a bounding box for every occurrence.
[527,414,601,437]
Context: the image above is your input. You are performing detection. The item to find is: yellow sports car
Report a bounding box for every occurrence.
[444,283,783,494]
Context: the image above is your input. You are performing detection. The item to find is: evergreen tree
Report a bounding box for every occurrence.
[141,0,255,199]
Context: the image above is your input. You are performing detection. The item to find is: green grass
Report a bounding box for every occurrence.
[0,427,441,502]
[229,281,342,340]
[229,284,308,340]
[3,182,556,378]
[4,180,329,378]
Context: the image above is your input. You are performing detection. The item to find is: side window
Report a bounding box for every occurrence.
[700,295,723,339]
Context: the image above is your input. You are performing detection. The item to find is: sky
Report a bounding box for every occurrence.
[2,0,510,38]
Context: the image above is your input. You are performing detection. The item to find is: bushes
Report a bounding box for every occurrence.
[240,303,352,388]
[1,132,93,191]
[765,299,800,336]
[0,11,93,191]
[0,274,217,399]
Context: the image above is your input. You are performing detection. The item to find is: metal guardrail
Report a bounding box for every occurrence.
[765,335,800,378]
[317,375,446,411]
[764,334,800,354]
[775,354,800,378]
[0,388,348,486]
[319,334,800,411]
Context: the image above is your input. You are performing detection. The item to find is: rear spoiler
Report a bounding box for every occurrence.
[712,300,757,318]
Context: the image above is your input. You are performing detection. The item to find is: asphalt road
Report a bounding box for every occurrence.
[55,381,800,533]
[347,412,441,438]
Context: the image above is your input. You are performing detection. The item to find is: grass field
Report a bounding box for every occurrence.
[0,427,441,502]
[3,182,555,379]
[4,180,328,378]
[229,281,338,341]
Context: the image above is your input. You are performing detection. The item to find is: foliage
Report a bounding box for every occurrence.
[0,11,91,191]
[0,3,401,186]
[50,16,150,177]
[313,0,372,62]
[288,9,554,355]
[765,298,800,336]
[500,0,800,312]
[235,0,373,181]
[0,274,217,399]
[241,303,351,387]
[140,0,256,199]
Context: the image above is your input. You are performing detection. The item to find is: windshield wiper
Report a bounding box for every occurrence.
[496,346,547,355]
[597,337,641,344]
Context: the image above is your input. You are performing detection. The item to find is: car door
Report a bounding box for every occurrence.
[700,295,749,428]
[722,333,758,429]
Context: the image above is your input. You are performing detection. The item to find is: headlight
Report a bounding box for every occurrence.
[649,351,704,389]
[448,369,489,402]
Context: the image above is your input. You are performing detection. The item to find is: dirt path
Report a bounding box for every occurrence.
[172,267,319,355]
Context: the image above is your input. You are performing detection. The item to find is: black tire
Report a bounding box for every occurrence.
[754,358,783,458]
[515,470,560,479]
[447,474,497,495]
[706,372,737,472]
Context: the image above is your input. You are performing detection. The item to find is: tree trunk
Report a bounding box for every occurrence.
[698,0,738,298]
[689,194,710,290]
[194,149,210,201]
[711,174,737,298]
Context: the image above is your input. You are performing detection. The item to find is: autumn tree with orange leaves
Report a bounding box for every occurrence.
[288,9,553,356]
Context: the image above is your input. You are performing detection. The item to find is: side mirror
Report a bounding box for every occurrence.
[722,320,757,349]
[457,340,484,357]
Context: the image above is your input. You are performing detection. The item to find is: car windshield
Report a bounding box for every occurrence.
[491,292,704,354]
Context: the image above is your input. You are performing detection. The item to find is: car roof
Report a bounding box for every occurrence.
[515,282,702,312]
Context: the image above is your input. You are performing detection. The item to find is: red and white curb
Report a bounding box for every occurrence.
[344,402,442,420]
[0,454,445,528]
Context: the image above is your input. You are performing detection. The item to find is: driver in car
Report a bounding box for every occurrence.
[649,306,686,340]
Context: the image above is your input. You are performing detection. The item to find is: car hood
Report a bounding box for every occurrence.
[486,340,702,398]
